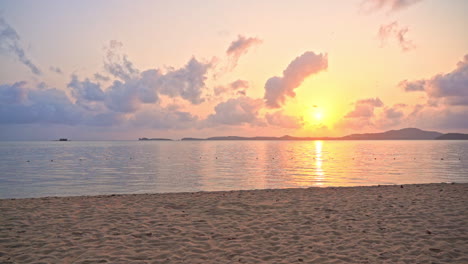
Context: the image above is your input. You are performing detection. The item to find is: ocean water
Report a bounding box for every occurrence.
[0,140,467,198]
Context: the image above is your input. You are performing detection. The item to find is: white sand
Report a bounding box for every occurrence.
[1,183,467,263]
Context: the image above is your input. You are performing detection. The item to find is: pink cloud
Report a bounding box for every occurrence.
[264,51,328,108]
[226,35,262,69]
[378,22,415,52]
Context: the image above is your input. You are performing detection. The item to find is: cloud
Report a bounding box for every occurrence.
[130,106,199,130]
[0,82,84,125]
[378,21,415,52]
[68,75,105,102]
[360,0,422,13]
[265,110,303,129]
[70,56,210,113]
[0,81,28,104]
[344,97,384,118]
[402,54,468,105]
[214,79,249,96]
[264,51,328,108]
[205,96,264,126]
[158,57,211,105]
[0,17,41,75]
[0,80,200,129]
[374,104,406,128]
[399,79,425,91]
[104,40,139,81]
[405,105,468,130]
[94,73,110,82]
[49,66,63,74]
[226,35,262,69]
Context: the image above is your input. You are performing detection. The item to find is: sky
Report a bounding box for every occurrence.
[0,0,467,140]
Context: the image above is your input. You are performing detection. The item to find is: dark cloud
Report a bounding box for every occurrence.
[399,79,425,91]
[226,35,262,69]
[360,0,422,13]
[205,96,263,126]
[406,105,468,130]
[158,58,211,105]
[264,51,328,108]
[265,110,303,129]
[103,69,161,113]
[402,54,468,105]
[104,40,139,81]
[49,66,63,74]
[0,82,83,125]
[0,17,41,75]
[374,104,406,128]
[68,75,105,102]
[72,56,210,113]
[0,81,28,104]
[0,80,200,129]
[94,73,110,82]
[378,22,415,52]
[214,79,249,96]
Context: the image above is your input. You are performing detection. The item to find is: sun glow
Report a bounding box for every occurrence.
[304,107,325,125]
[314,110,324,121]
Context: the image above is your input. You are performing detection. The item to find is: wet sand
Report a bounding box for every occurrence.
[1,183,467,263]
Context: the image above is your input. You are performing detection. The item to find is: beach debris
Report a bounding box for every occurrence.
[400,185,404,188]
[426,230,432,234]
[26,160,30,162]
[429,248,442,253]
[50,160,53,162]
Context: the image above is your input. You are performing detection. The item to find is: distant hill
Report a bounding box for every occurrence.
[138,138,172,141]
[340,128,443,140]
[181,135,337,141]
[435,133,468,140]
[181,138,204,141]
[143,128,464,141]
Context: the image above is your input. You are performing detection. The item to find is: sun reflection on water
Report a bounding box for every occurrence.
[314,140,325,186]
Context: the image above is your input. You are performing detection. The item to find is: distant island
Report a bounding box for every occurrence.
[140,128,468,141]
[138,137,172,141]
[435,133,468,140]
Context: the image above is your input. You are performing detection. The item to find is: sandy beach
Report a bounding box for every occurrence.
[1,183,467,264]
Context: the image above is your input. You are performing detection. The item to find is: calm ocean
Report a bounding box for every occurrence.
[0,140,467,198]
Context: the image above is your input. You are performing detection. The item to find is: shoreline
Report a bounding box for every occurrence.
[1,183,467,263]
[0,182,462,201]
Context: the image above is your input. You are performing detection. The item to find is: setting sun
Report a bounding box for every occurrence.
[305,107,324,124]
[314,110,324,121]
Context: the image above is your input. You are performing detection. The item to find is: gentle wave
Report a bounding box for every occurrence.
[0,140,467,198]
